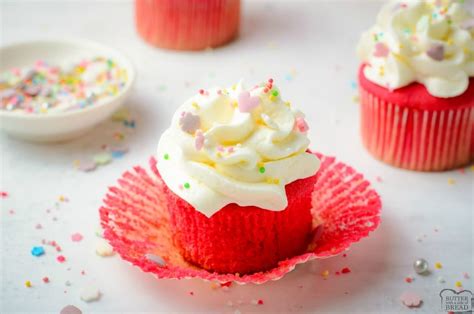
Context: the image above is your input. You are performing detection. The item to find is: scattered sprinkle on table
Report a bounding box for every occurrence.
[400,291,422,308]
[434,262,443,269]
[71,233,83,242]
[437,276,446,284]
[0,191,8,198]
[0,58,127,114]
[455,281,463,288]
[447,178,456,185]
[57,255,66,263]
[25,280,32,288]
[93,153,112,165]
[42,277,50,283]
[31,246,45,257]
[96,239,115,257]
[80,285,101,302]
[321,270,330,279]
[341,267,351,274]
[60,305,82,314]
[405,276,414,283]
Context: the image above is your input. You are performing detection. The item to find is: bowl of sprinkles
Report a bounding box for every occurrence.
[0,39,135,142]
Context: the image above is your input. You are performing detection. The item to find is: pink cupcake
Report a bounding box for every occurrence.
[135,0,240,50]
[356,0,474,171]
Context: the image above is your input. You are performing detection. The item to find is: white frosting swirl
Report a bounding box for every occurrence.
[157,81,320,217]
[357,0,474,98]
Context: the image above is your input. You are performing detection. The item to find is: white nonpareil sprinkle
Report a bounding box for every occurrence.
[95,239,115,257]
[80,285,101,302]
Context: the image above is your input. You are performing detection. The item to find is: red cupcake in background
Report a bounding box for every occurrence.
[357,0,474,171]
[135,0,240,51]
[156,80,320,274]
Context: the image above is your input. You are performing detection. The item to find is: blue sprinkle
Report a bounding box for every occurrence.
[31,246,45,257]
[351,80,358,89]
[284,74,293,81]
[111,150,127,158]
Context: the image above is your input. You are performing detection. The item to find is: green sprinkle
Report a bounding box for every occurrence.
[107,59,114,68]
[164,153,169,160]
[272,90,279,97]
[259,167,266,174]
[184,182,190,189]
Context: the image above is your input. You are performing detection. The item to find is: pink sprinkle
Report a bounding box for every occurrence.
[81,270,86,275]
[217,146,224,152]
[71,233,83,242]
[178,184,183,190]
[405,277,413,283]
[8,209,14,215]
[373,42,390,58]
[57,255,66,263]
[258,299,264,305]
[56,246,62,252]
[376,176,383,183]
[42,277,50,283]
[400,291,422,308]
[464,272,470,279]
[341,267,351,274]
[228,147,234,153]
[217,90,222,95]
[295,117,309,132]
[35,224,43,230]
[0,191,8,198]
[189,291,194,296]
[195,130,205,151]
[342,253,347,258]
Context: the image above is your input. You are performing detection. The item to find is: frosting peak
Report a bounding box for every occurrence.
[357,0,474,98]
[157,80,320,217]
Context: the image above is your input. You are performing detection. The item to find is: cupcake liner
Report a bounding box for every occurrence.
[360,86,474,171]
[135,0,240,51]
[100,152,381,284]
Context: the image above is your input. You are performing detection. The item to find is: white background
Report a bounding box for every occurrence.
[0,1,472,313]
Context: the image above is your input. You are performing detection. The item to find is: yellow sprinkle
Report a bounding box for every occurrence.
[455,281,462,288]
[257,162,264,168]
[447,38,454,46]
[434,262,443,269]
[379,66,385,76]
[73,160,80,168]
[25,281,32,288]
[399,44,404,49]
[269,95,276,102]
[448,178,456,185]
[191,102,200,110]
[231,84,237,91]
[216,152,222,158]
[232,101,238,108]
[285,101,291,107]
[210,282,219,290]
[59,195,65,202]
[352,95,360,103]
[321,270,330,278]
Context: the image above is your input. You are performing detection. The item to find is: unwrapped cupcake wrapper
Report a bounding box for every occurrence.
[135,0,240,50]
[360,86,474,171]
[100,153,381,284]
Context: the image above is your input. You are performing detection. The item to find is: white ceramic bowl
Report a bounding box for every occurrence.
[0,39,135,142]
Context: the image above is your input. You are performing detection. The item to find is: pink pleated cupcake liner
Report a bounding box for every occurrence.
[360,88,474,171]
[135,0,240,50]
[99,152,382,284]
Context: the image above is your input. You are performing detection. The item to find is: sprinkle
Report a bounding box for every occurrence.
[427,43,445,61]
[455,281,462,288]
[434,262,442,269]
[80,285,101,302]
[25,280,32,288]
[58,195,68,202]
[60,305,82,314]
[111,107,130,122]
[123,120,135,128]
[266,178,280,184]
[189,291,194,296]
[341,267,351,274]
[0,191,8,198]
[93,153,112,165]
[405,277,413,283]
[42,277,50,283]
[448,178,455,185]
[195,130,205,150]
[259,167,266,174]
[238,91,260,112]
[184,182,191,189]
[373,42,390,58]
[57,255,66,263]
[463,272,470,279]
[321,270,330,279]
[438,276,446,283]
[295,117,309,132]
[352,95,360,103]
[65,280,72,286]
[191,102,200,110]
[77,159,97,172]
[95,239,115,257]
[164,153,169,160]
[271,90,279,97]
[400,291,422,308]
[179,112,201,134]
[31,246,45,257]
[71,233,83,242]
[268,78,274,83]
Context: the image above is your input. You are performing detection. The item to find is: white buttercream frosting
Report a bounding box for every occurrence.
[157,80,320,217]
[357,0,474,98]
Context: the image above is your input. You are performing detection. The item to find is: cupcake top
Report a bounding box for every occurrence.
[157,80,320,217]
[357,0,474,98]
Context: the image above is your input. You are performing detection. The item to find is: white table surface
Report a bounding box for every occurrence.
[1,1,473,313]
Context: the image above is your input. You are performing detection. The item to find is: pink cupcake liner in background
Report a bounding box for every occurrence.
[100,153,382,284]
[135,0,240,51]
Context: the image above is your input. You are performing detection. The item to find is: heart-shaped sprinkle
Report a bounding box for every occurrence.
[195,130,205,151]
[373,42,390,58]
[295,117,309,132]
[179,112,201,134]
[400,291,422,308]
[426,43,444,61]
[238,91,260,113]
